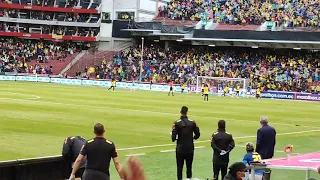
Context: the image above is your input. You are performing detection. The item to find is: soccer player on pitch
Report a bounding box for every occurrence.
[168,80,174,96]
[256,87,261,100]
[235,84,240,98]
[181,83,186,94]
[223,85,229,98]
[246,86,251,98]
[231,85,235,98]
[203,84,209,102]
[187,80,191,94]
[108,79,116,92]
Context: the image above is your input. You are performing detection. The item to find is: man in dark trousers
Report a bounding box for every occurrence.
[69,123,123,180]
[211,120,235,180]
[172,106,200,180]
[62,136,87,179]
[256,116,276,159]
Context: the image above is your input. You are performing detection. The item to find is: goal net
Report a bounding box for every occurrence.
[195,76,250,96]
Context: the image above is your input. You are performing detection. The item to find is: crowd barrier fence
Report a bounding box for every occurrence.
[0,155,71,180]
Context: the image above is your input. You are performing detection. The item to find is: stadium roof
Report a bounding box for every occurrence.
[116,20,320,49]
[121,29,320,49]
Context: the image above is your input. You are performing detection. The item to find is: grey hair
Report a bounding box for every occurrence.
[260,116,268,124]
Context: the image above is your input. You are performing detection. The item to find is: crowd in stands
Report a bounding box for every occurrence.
[90,45,320,92]
[0,38,82,74]
[158,0,320,28]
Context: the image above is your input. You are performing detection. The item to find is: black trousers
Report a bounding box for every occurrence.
[204,94,208,101]
[213,163,228,180]
[82,169,110,180]
[176,152,194,180]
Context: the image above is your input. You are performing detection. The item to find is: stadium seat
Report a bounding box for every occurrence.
[80,0,90,9]
[12,0,20,4]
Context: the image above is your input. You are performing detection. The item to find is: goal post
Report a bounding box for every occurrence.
[195,76,250,95]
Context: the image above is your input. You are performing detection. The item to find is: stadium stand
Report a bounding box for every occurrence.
[0,0,101,42]
[0,38,89,74]
[157,0,320,29]
[0,0,102,75]
[83,45,320,92]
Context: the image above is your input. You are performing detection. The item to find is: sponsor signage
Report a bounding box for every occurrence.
[295,93,320,102]
[260,91,294,100]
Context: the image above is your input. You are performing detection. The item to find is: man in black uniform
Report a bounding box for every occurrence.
[62,136,87,179]
[69,123,123,180]
[211,120,235,180]
[172,106,200,180]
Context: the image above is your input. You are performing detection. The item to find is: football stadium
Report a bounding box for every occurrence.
[0,0,320,180]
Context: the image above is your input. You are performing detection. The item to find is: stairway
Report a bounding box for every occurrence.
[59,51,87,75]
[66,51,118,77]
[27,53,79,75]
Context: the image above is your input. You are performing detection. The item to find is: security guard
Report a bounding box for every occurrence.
[62,136,87,179]
[211,120,235,180]
[172,106,200,180]
[69,123,123,180]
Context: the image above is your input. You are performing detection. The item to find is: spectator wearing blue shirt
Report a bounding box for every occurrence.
[242,142,263,180]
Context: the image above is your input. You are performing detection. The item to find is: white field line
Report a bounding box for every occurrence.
[195,146,205,149]
[0,97,318,129]
[117,130,320,151]
[0,92,41,100]
[160,149,175,153]
[160,146,205,153]
[126,153,146,157]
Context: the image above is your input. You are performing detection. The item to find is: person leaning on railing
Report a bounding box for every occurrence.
[69,123,124,180]
[62,136,87,179]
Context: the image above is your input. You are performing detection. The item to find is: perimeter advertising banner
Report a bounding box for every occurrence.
[295,93,320,102]
[260,91,295,100]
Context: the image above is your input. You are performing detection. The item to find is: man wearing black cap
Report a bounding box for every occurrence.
[69,123,123,180]
[211,120,235,180]
[171,106,201,180]
[62,136,87,179]
[224,162,250,180]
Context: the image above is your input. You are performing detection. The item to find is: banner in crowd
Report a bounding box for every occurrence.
[1,75,319,102]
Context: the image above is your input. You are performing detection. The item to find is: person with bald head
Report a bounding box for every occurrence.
[256,116,276,159]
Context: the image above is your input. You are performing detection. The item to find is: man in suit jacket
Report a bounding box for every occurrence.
[256,116,276,159]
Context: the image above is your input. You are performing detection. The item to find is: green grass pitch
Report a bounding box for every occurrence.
[0,81,320,180]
